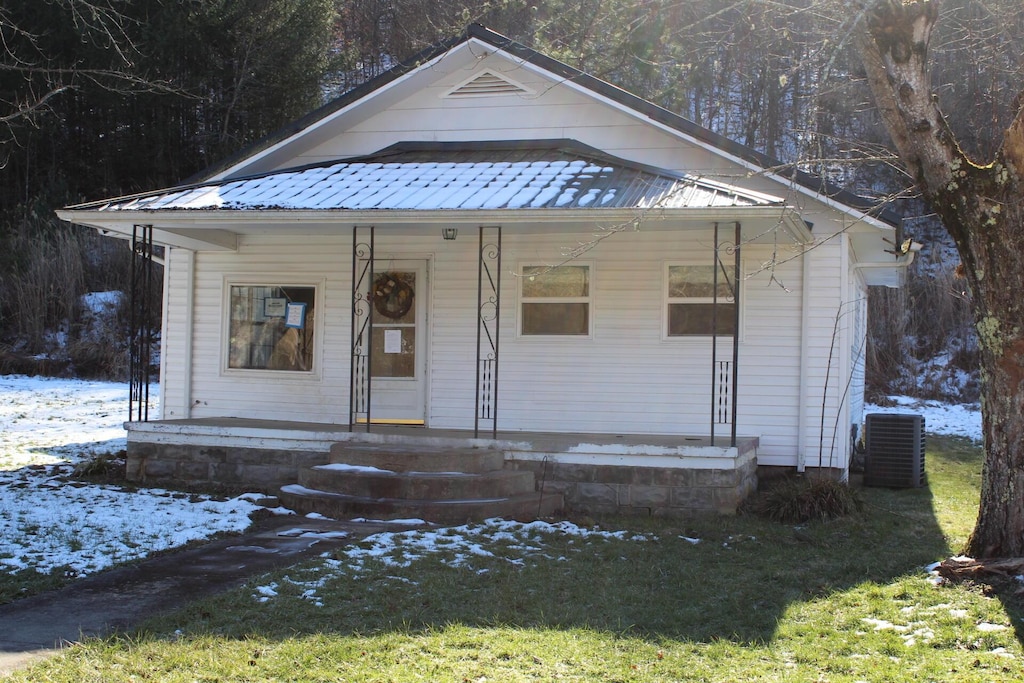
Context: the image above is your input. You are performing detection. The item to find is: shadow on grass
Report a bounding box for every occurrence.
[925,436,1024,646]
[140,451,972,648]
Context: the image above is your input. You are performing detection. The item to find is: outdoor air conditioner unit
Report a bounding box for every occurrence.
[864,413,926,488]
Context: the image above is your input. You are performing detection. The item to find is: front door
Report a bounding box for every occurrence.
[368,261,428,424]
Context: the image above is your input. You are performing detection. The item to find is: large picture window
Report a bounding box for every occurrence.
[666,265,736,336]
[520,264,591,336]
[228,285,316,371]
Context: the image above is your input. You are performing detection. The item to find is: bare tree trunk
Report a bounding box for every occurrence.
[855,0,1024,557]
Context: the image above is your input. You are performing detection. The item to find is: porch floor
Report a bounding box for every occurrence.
[128,417,759,464]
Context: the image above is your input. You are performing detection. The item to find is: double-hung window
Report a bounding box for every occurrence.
[519,264,591,336]
[666,264,737,337]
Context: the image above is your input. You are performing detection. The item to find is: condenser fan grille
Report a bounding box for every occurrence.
[864,413,926,488]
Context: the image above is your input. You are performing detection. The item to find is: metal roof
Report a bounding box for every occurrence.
[80,142,784,213]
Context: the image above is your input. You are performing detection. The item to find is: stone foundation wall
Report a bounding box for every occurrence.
[127,440,758,515]
[506,458,758,516]
[127,442,328,492]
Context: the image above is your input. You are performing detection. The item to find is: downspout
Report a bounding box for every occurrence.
[796,248,811,473]
[182,249,195,419]
[157,247,172,420]
[836,236,852,472]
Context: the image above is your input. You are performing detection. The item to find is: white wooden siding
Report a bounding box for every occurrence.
[170,224,862,468]
[291,54,771,194]
[780,228,854,470]
[160,247,193,419]
[848,270,869,438]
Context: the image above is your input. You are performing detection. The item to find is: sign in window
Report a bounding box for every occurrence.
[228,285,315,371]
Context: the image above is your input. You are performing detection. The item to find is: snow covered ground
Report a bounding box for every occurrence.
[0,375,984,582]
[0,375,263,576]
[866,396,982,441]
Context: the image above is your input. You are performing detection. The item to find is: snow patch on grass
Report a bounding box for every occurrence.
[0,375,260,577]
[251,518,656,606]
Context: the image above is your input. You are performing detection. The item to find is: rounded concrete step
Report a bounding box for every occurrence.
[279,484,563,525]
[328,444,504,473]
[299,466,537,500]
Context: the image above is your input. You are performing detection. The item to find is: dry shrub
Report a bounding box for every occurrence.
[1,229,86,351]
[0,346,71,376]
[0,219,152,380]
[72,451,127,482]
[66,337,130,379]
[747,478,864,523]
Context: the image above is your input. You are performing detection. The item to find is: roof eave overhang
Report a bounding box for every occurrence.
[58,205,811,250]
[57,209,240,251]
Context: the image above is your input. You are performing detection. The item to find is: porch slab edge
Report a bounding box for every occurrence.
[507,448,756,470]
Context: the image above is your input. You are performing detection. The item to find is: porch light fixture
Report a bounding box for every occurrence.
[442,227,458,241]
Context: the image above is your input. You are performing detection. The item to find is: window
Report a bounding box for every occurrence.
[520,264,591,336]
[228,285,316,371]
[666,265,736,336]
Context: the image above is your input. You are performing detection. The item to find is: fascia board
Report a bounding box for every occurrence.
[58,205,797,227]
[58,205,810,247]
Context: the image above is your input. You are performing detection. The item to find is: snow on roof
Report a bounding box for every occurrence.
[82,143,784,213]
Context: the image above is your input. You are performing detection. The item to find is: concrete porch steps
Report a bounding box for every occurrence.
[278,444,562,524]
[279,486,562,523]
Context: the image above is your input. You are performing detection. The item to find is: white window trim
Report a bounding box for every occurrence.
[661,260,744,342]
[516,261,595,339]
[220,276,326,379]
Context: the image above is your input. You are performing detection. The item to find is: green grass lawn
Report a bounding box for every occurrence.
[12,435,1024,682]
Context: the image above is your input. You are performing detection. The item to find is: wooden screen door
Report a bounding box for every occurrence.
[368,260,428,424]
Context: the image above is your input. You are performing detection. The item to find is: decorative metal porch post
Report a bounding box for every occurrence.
[709,222,740,447]
[731,221,741,447]
[129,224,154,422]
[349,226,374,430]
[475,226,502,438]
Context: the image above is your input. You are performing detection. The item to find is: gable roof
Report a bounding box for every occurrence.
[72,141,784,213]
[196,24,899,228]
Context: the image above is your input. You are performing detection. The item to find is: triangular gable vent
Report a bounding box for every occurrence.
[444,70,532,98]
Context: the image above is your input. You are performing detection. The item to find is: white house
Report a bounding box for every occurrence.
[58,25,912,519]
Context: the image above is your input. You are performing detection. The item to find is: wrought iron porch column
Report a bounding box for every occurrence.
[349,226,374,430]
[709,222,740,448]
[129,224,154,422]
[731,222,741,447]
[475,226,502,438]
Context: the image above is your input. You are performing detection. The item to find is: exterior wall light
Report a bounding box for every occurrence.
[442,228,458,241]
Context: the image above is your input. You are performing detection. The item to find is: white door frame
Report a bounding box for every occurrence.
[366,258,429,424]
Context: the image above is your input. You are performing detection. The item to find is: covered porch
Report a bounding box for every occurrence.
[126,418,759,516]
